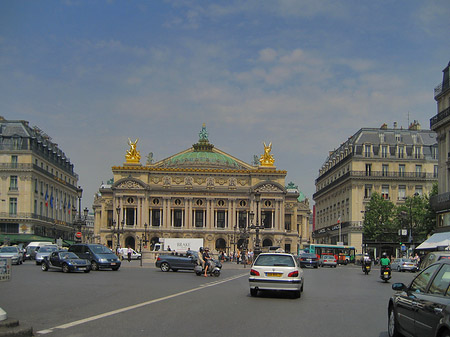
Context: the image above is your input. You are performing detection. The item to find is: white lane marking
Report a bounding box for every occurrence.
[36,273,248,335]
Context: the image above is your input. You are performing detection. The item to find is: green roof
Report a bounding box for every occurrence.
[166,151,243,169]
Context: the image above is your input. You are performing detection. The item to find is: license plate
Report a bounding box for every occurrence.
[267,272,282,277]
[384,272,389,275]
[78,267,86,270]
[111,263,116,266]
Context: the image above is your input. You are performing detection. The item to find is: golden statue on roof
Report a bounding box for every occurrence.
[125,138,141,163]
[260,142,275,167]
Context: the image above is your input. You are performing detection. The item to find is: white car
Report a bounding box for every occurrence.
[118,248,142,260]
[249,253,304,298]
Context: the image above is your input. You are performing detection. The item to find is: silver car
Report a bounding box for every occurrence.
[391,258,418,272]
[249,253,304,298]
[35,245,59,265]
[0,246,23,265]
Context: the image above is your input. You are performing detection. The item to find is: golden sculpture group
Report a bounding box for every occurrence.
[260,142,275,167]
[125,138,141,163]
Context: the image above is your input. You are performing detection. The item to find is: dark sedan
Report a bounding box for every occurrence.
[299,253,319,268]
[388,259,450,337]
[156,253,199,272]
[156,252,222,272]
[41,251,91,273]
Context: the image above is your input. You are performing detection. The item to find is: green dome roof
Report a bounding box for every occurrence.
[166,151,243,169]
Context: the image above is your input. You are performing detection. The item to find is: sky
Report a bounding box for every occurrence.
[1,0,450,211]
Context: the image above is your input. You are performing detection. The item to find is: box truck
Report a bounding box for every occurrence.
[153,238,204,253]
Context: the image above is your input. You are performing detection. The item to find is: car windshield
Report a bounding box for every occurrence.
[0,247,18,253]
[91,245,113,254]
[40,246,58,253]
[323,255,334,259]
[301,254,317,258]
[254,254,295,267]
[60,252,78,259]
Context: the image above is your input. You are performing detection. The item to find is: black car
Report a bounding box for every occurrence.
[156,252,222,272]
[388,259,450,337]
[41,251,91,273]
[299,253,319,268]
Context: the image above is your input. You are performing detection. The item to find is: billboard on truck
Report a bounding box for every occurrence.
[154,238,204,253]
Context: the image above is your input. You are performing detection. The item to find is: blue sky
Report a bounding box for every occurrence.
[1,0,450,210]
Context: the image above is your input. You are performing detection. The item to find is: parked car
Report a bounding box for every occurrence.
[117,248,142,260]
[388,259,450,337]
[299,253,319,268]
[391,258,418,272]
[41,251,91,273]
[419,251,450,270]
[68,244,121,271]
[35,245,59,265]
[0,246,23,265]
[249,253,304,298]
[319,254,337,268]
[156,252,201,272]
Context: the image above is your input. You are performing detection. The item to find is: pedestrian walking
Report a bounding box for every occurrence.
[127,246,132,262]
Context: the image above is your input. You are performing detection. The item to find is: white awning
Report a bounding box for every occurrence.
[416,232,450,250]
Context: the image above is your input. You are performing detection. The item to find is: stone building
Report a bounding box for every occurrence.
[93,125,310,254]
[313,123,438,254]
[0,117,79,245]
[430,61,450,229]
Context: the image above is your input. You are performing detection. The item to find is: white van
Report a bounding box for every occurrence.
[118,248,142,260]
[24,242,54,260]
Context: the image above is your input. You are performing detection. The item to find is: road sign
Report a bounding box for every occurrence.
[0,258,11,282]
[75,232,82,239]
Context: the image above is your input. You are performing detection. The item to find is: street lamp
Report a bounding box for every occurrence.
[112,206,125,252]
[250,192,264,259]
[144,223,149,249]
[72,187,88,243]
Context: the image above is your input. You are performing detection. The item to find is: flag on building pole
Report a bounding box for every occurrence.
[68,200,71,214]
[50,192,53,209]
[45,190,48,207]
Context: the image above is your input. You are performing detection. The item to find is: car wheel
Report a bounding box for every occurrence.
[388,307,400,337]
[62,264,70,273]
[314,265,318,269]
[250,288,258,297]
[41,263,48,271]
[293,290,301,299]
[440,330,450,337]
[195,271,202,276]
[160,262,170,272]
[91,261,99,271]
[397,266,401,272]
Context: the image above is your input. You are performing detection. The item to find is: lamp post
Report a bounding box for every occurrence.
[144,223,149,249]
[250,192,264,259]
[72,186,88,243]
[113,207,124,252]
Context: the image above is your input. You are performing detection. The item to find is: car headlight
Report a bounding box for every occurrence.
[99,258,108,262]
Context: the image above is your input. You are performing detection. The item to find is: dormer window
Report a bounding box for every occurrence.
[364,144,371,158]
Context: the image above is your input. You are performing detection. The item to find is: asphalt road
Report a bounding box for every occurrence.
[0,261,417,337]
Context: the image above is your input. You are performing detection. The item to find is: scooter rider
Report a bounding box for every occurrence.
[362,253,371,270]
[380,252,391,275]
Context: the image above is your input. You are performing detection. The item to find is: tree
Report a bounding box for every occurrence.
[363,192,396,242]
[395,183,437,243]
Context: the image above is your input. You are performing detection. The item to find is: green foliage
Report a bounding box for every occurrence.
[363,193,395,242]
[363,185,437,243]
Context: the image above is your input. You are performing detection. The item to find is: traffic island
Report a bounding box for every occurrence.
[0,318,33,337]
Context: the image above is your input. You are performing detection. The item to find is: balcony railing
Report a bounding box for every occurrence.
[430,106,450,129]
[0,212,73,226]
[314,170,436,198]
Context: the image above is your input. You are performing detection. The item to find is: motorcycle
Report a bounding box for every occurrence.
[362,262,371,275]
[195,258,222,277]
[380,265,391,282]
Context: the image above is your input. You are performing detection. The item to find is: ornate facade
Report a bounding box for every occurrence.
[93,125,310,254]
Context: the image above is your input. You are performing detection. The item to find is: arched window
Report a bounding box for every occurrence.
[262,239,273,247]
[215,238,226,250]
